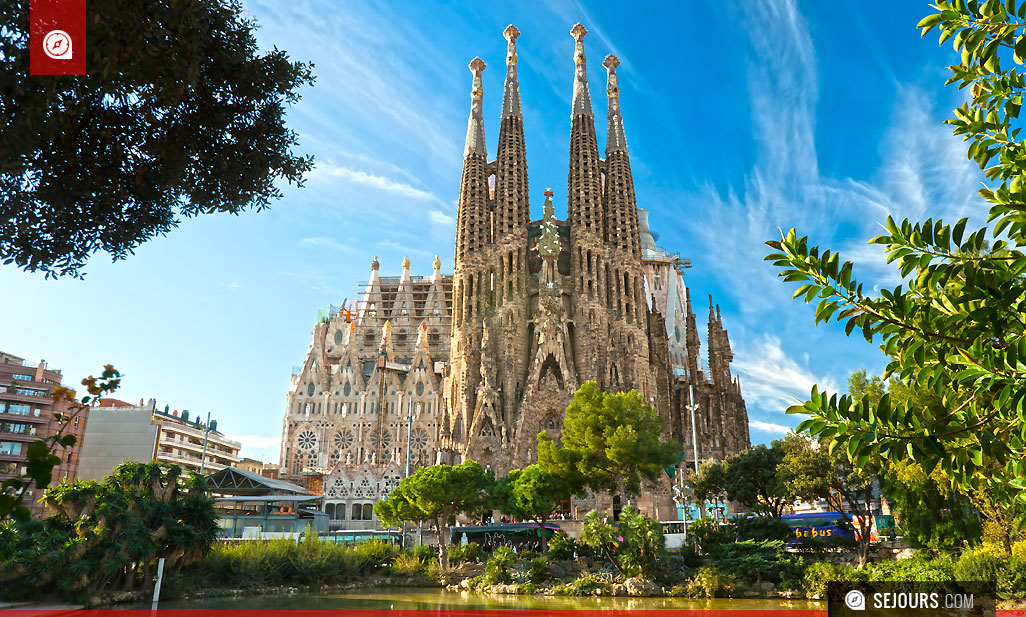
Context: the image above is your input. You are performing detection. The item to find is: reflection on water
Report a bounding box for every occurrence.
[153,588,823,611]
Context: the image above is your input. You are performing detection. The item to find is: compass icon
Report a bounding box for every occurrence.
[43,30,73,60]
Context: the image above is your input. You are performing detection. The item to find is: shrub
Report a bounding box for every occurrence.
[684,566,735,598]
[802,561,852,599]
[1005,541,1026,599]
[407,544,437,564]
[518,582,538,595]
[548,530,579,561]
[554,572,607,596]
[689,517,734,556]
[168,537,372,592]
[733,515,791,543]
[865,551,955,582]
[953,544,1008,584]
[353,538,399,565]
[526,556,550,583]
[578,507,667,577]
[484,546,516,585]
[448,542,481,565]
[716,539,788,584]
[390,551,427,575]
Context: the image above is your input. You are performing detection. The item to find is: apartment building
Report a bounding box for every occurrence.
[0,351,88,518]
[78,398,240,480]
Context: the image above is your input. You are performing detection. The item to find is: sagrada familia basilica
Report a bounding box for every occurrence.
[280,24,750,522]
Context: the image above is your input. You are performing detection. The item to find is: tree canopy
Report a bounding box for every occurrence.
[0,462,217,598]
[0,0,314,277]
[491,465,579,554]
[537,381,680,507]
[374,461,491,568]
[765,0,1026,531]
[692,444,791,518]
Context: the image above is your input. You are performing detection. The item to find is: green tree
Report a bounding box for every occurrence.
[848,369,985,549]
[765,0,1026,533]
[537,381,681,508]
[0,0,314,277]
[884,459,982,548]
[692,459,727,517]
[374,461,492,568]
[724,445,789,517]
[777,433,832,506]
[776,391,878,566]
[491,464,580,554]
[0,462,217,598]
[1,365,121,521]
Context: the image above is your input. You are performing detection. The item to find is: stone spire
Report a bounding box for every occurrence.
[601,52,640,259]
[456,57,491,264]
[392,256,415,320]
[567,23,603,239]
[495,25,530,239]
[603,54,627,153]
[464,57,487,157]
[501,25,522,119]
[570,23,593,118]
[359,255,384,322]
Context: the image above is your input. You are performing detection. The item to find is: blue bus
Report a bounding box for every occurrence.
[781,511,857,545]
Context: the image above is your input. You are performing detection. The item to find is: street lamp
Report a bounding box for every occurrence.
[687,384,700,474]
[199,411,212,475]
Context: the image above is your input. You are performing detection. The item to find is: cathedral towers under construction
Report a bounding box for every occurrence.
[280,24,750,522]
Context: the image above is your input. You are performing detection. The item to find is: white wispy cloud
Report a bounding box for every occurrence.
[310,163,436,200]
[733,335,839,412]
[428,210,455,225]
[688,1,987,322]
[230,435,282,460]
[749,420,793,435]
[376,240,434,258]
[300,236,352,251]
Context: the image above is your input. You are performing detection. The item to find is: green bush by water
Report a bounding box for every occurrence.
[483,546,516,585]
[448,542,481,565]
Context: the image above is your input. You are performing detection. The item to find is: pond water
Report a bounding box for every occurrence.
[151,588,824,611]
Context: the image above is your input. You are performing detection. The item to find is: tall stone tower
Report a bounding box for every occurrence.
[281,24,749,523]
[441,24,672,474]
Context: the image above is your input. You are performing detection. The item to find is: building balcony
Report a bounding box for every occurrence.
[0,430,41,441]
[0,387,53,404]
[0,410,48,424]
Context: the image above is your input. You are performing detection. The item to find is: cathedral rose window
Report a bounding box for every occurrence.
[370,430,392,450]
[411,427,428,451]
[297,430,318,451]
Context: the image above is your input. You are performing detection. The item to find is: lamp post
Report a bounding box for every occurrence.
[402,398,416,548]
[687,384,700,474]
[199,411,212,475]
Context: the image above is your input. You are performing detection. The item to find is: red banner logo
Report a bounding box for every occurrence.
[30,0,86,75]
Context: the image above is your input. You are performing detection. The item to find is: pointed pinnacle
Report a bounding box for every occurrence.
[603,54,620,70]
[571,23,588,41]
[469,56,486,74]
[504,24,520,66]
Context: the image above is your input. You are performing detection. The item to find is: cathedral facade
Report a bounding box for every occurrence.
[280,25,749,525]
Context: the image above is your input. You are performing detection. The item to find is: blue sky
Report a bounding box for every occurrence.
[1,1,989,462]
